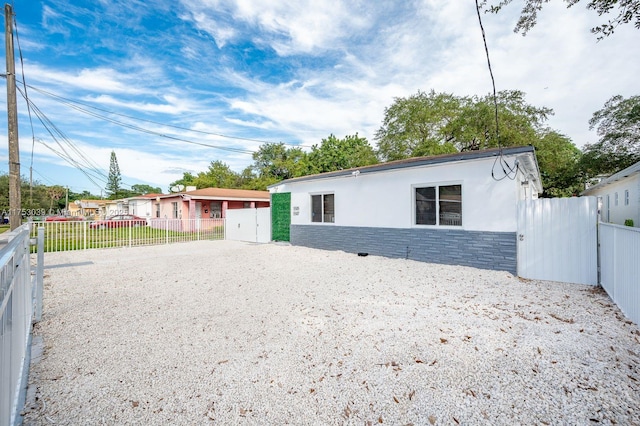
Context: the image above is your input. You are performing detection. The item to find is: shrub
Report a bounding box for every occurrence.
[624,219,634,227]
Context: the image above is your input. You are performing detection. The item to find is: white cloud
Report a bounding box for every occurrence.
[7,0,639,194]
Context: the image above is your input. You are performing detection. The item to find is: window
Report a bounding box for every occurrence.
[210,202,222,218]
[615,192,619,206]
[311,194,334,223]
[155,203,160,218]
[415,184,462,226]
[172,202,179,219]
[625,190,630,206]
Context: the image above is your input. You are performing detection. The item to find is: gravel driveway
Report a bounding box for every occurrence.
[22,240,640,425]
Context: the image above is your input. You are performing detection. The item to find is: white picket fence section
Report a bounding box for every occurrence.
[599,223,640,326]
[517,197,599,285]
[29,218,225,252]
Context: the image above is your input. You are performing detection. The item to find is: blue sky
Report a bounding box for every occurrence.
[1,0,638,195]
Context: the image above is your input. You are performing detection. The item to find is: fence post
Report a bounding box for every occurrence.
[35,226,44,322]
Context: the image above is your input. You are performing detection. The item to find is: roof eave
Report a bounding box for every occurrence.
[268,146,536,188]
[581,161,640,195]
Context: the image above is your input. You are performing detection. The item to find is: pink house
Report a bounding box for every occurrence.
[153,187,270,221]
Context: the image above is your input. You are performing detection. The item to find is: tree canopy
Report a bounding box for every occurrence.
[374,90,461,161]
[308,133,378,173]
[534,130,584,196]
[375,90,552,162]
[375,89,580,197]
[580,94,640,176]
[485,0,640,39]
[131,184,162,195]
[168,161,241,191]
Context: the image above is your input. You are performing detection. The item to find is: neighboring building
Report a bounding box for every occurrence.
[268,146,542,274]
[68,199,110,219]
[582,161,640,227]
[153,187,271,221]
[118,193,163,219]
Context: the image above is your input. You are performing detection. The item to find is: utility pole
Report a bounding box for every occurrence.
[5,4,20,231]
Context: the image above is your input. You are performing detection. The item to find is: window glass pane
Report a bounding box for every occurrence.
[416,187,436,225]
[440,185,462,226]
[323,194,335,223]
[311,195,322,222]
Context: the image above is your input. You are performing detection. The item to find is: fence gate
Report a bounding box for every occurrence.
[517,197,598,285]
[225,208,271,243]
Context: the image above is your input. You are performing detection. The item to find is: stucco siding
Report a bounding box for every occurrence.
[588,175,640,227]
[277,156,523,232]
[290,224,517,274]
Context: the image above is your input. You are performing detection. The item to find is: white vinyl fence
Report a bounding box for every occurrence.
[517,197,598,285]
[1,225,44,426]
[225,208,271,243]
[29,218,224,252]
[599,223,640,326]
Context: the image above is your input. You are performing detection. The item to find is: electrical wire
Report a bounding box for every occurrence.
[474,0,519,181]
[23,82,313,149]
[11,9,38,193]
[16,85,143,191]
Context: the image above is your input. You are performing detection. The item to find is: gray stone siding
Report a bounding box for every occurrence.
[290,225,517,274]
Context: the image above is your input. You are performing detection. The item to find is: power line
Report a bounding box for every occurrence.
[23,83,312,149]
[474,0,518,181]
[22,83,256,154]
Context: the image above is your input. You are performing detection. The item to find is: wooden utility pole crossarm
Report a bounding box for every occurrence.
[5,3,21,230]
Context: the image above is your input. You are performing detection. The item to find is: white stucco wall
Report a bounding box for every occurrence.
[587,175,640,226]
[271,155,533,233]
[129,199,154,218]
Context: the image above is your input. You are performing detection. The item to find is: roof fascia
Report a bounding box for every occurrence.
[268,146,536,188]
[581,161,640,195]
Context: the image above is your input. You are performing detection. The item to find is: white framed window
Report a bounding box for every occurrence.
[625,190,630,206]
[415,184,462,226]
[311,193,334,223]
[172,202,179,219]
[155,203,160,218]
[615,192,619,206]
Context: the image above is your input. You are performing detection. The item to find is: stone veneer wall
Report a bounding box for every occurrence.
[290,225,517,274]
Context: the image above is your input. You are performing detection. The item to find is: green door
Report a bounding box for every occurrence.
[271,192,291,242]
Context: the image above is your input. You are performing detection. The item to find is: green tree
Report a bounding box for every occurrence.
[375,90,462,161]
[533,130,584,197]
[580,95,640,176]
[308,133,378,173]
[106,151,122,199]
[249,143,310,184]
[449,90,552,151]
[486,0,640,39]
[168,172,197,192]
[131,184,162,195]
[190,161,240,189]
[375,89,583,197]
[46,186,66,211]
[376,89,552,159]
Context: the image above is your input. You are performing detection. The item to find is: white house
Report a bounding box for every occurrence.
[268,146,542,274]
[120,193,162,219]
[581,160,640,227]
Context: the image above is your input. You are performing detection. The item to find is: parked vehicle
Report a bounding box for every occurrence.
[89,215,147,229]
[45,215,84,222]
